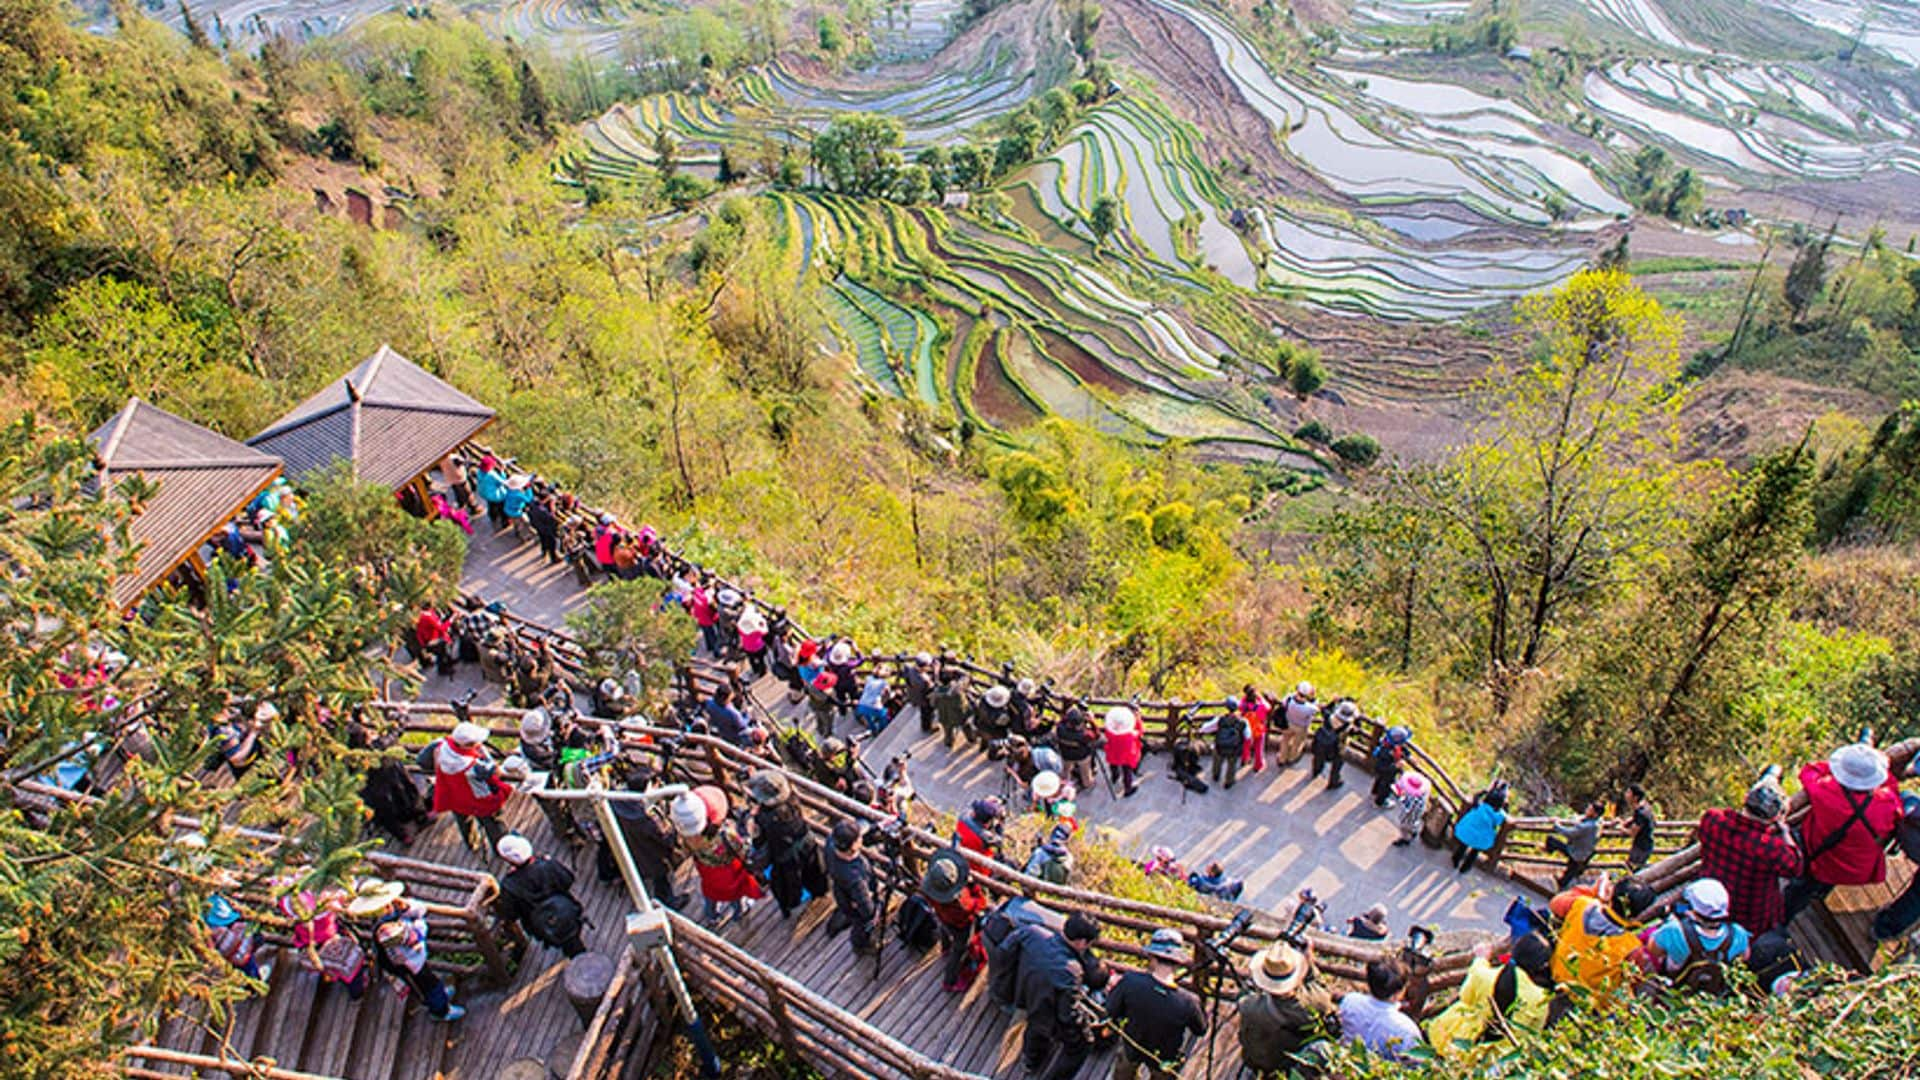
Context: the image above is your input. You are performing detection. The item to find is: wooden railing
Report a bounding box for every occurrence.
[565,948,666,1080]
[376,701,1476,995]
[121,1046,346,1079]
[11,779,512,986]
[667,908,990,1080]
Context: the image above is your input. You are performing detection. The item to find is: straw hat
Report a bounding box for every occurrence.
[1017,678,1038,697]
[1104,706,1137,736]
[1333,701,1359,722]
[828,641,853,665]
[747,769,792,806]
[346,879,406,918]
[1248,940,1309,995]
[496,755,531,782]
[518,708,551,743]
[984,685,1011,708]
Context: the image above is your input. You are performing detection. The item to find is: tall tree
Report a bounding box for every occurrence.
[1088,195,1119,251]
[1390,270,1691,704]
[1783,221,1835,328]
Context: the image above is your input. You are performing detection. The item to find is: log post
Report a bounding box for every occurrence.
[465,879,512,986]
[760,968,796,1045]
[564,952,617,1027]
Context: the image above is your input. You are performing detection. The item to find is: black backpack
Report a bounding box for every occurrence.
[527,891,585,948]
[1674,921,1734,996]
[895,894,939,953]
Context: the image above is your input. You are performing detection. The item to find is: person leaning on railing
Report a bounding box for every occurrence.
[1102,929,1208,1080]
[1238,938,1335,1079]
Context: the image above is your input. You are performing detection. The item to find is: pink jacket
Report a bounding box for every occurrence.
[1104,729,1142,769]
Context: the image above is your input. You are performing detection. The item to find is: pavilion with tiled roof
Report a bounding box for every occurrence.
[247,344,494,493]
[90,399,283,608]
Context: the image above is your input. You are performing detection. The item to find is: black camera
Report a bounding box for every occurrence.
[1278,890,1325,948]
[1199,908,1255,965]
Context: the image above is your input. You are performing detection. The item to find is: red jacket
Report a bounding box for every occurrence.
[431,739,513,818]
[1104,729,1142,769]
[414,609,450,649]
[954,820,998,878]
[1799,762,1903,887]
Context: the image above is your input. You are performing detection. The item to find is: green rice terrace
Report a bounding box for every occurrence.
[133,0,1920,462]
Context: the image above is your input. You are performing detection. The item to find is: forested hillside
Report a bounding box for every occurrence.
[2,0,1919,1073]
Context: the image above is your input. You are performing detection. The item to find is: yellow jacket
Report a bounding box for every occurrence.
[1427,957,1549,1059]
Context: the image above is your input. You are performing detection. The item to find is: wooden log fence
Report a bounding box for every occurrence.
[374,702,1476,996]
[120,1045,348,1079]
[11,779,511,986]
[565,948,667,1080]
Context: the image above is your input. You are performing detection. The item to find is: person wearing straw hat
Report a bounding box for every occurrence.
[1783,740,1905,924]
[974,683,1014,755]
[749,769,827,918]
[1103,706,1143,798]
[920,849,990,991]
[1237,939,1334,1077]
[373,905,466,1022]
[1104,928,1207,1080]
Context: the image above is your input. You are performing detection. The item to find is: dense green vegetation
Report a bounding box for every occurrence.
[3,1,1920,1074]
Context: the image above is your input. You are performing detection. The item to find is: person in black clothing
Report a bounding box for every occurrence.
[347,716,429,844]
[903,654,936,733]
[750,770,828,918]
[1621,783,1656,872]
[1309,701,1355,791]
[1054,702,1099,793]
[974,685,1014,754]
[1237,940,1334,1078]
[598,765,687,910]
[526,493,561,564]
[1210,703,1248,790]
[1105,929,1207,1080]
[827,820,881,954]
[932,670,971,750]
[1011,913,1108,1080]
[495,834,587,958]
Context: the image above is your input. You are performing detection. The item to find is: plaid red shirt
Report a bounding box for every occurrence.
[1696,808,1803,934]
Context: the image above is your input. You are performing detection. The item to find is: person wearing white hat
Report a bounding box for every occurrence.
[736,604,769,677]
[430,721,512,852]
[372,898,466,1022]
[495,833,588,957]
[501,472,534,534]
[1783,741,1904,923]
[1238,939,1333,1075]
[1104,706,1143,797]
[1643,878,1749,993]
[974,683,1014,755]
[1278,682,1320,769]
[1104,928,1207,1080]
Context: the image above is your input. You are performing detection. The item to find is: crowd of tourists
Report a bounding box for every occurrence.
[173,447,1920,1069]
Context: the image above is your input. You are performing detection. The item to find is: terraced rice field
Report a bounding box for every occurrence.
[1583,60,1920,181]
[751,49,1048,149]
[868,0,966,61]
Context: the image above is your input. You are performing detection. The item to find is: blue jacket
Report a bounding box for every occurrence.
[1454,801,1507,852]
[502,487,534,519]
[475,468,507,504]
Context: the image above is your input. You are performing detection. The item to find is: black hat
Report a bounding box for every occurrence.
[1063,913,1100,944]
[921,849,971,904]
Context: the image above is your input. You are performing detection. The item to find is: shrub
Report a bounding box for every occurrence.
[1295,420,1334,444]
[1331,433,1381,467]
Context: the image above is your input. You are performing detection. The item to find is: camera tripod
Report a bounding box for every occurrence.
[1194,911,1254,1080]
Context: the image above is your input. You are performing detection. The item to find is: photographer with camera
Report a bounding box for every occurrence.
[749,770,828,919]
[1104,929,1207,1080]
[1238,939,1335,1079]
[975,684,1015,757]
[1054,701,1100,793]
[1012,912,1108,1080]
[422,720,513,853]
[954,798,1006,878]
[827,820,881,955]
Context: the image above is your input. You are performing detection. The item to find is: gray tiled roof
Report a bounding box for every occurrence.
[90,399,283,608]
[247,344,494,488]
